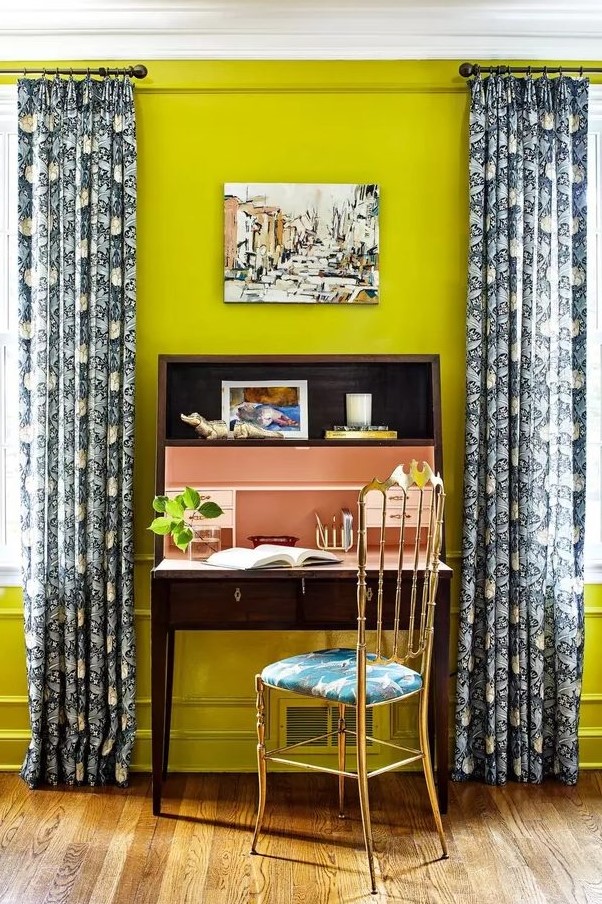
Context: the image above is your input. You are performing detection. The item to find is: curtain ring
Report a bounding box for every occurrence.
[543,65,548,77]
[559,66,563,77]
[526,65,532,77]
[580,65,584,77]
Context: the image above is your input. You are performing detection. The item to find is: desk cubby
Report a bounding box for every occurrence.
[156,354,443,563]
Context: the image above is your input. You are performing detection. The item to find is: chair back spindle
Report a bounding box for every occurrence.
[356,460,445,691]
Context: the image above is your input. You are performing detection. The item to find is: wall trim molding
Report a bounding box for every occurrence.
[139,84,465,97]
[135,695,255,708]
[135,728,256,742]
[1,2,602,62]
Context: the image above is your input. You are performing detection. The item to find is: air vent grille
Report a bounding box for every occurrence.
[285,705,374,748]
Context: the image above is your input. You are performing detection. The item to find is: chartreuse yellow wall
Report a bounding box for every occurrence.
[0,60,601,771]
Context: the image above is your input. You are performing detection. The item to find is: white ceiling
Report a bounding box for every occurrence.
[1,1,602,62]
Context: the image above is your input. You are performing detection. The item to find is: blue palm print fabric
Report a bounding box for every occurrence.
[454,72,588,786]
[17,75,137,787]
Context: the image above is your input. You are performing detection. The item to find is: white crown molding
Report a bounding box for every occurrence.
[0,1,602,61]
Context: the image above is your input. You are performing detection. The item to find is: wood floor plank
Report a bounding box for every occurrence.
[202,772,263,904]
[130,774,188,904]
[42,786,130,904]
[155,774,217,904]
[1,772,602,903]
[1,789,71,904]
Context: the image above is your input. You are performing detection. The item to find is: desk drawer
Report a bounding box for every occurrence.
[365,507,421,528]
[195,489,234,508]
[301,578,421,629]
[365,488,432,529]
[169,580,298,628]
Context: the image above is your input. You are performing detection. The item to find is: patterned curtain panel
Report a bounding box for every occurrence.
[454,73,589,785]
[17,76,137,787]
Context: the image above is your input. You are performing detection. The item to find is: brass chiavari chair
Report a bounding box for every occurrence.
[250,460,447,894]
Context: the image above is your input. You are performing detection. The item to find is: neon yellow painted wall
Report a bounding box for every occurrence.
[0,60,600,771]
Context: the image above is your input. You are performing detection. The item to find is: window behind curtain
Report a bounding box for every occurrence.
[0,85,19,584]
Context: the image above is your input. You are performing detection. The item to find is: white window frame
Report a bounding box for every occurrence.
[585,86,602,582]
[0,84,19,586]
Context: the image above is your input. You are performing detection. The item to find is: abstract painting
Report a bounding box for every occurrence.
[224,183,379,304]
[221,380,308,440]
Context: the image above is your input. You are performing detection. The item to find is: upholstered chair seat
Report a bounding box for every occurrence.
[261,648,422,706]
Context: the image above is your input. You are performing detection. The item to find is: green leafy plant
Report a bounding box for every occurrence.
[148,486,224,552]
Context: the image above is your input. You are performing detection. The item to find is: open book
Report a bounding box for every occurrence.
[204,543,342,570]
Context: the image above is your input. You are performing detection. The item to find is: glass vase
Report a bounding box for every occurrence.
[188,526,221,561]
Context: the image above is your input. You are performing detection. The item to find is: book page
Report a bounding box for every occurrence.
[204,544,341,569]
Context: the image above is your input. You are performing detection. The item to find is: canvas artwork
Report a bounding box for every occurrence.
[221,380,308,440]
[224,183,379,304]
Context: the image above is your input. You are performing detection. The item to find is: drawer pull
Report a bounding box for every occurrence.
[389,494,404,501]
[389,512,412,520]
[199,494,211,501]
[234,587,242,602]
[366,587,373,602]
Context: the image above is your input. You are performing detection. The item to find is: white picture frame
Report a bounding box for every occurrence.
[224,183,379,304]
[221,379,309,440]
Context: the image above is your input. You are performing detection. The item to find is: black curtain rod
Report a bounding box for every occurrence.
[0,65,148,79]
[459,62,602,78]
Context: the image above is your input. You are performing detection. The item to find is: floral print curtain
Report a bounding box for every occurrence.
[17,75,137,786]
[454,72,589,785]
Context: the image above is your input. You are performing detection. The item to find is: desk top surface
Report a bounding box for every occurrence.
[153,549,452,579]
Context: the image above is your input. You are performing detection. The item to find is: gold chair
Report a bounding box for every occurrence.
[250,460,447,894]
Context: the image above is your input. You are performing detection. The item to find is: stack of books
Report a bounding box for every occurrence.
[324,425,398,440]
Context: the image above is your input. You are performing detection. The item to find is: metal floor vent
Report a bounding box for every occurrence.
[286,705,374,748]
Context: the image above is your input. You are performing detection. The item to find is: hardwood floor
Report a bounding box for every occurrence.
[1,771,601,903]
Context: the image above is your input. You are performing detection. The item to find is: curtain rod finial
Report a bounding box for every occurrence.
[131,64,148,80]
[459,62,475,78]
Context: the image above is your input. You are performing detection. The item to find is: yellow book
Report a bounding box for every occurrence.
[324,429,398,439]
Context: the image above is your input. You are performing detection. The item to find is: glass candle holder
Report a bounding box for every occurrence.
[346,392,372,427]
[188,526,221,561]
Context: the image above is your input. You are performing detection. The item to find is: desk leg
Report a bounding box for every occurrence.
[162,629,175,780]
[434,579,450,814]
[151,578,169,816]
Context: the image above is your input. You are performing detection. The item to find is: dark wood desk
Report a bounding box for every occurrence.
[150,554,452,817]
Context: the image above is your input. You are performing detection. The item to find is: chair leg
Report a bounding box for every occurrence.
[337,703,346,818]
[251,675,267,854]
[356,710,377,894]
[418,691,447,858]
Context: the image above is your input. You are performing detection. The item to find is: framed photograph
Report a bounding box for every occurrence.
[224,182,379,304]
[221,380,309,440]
